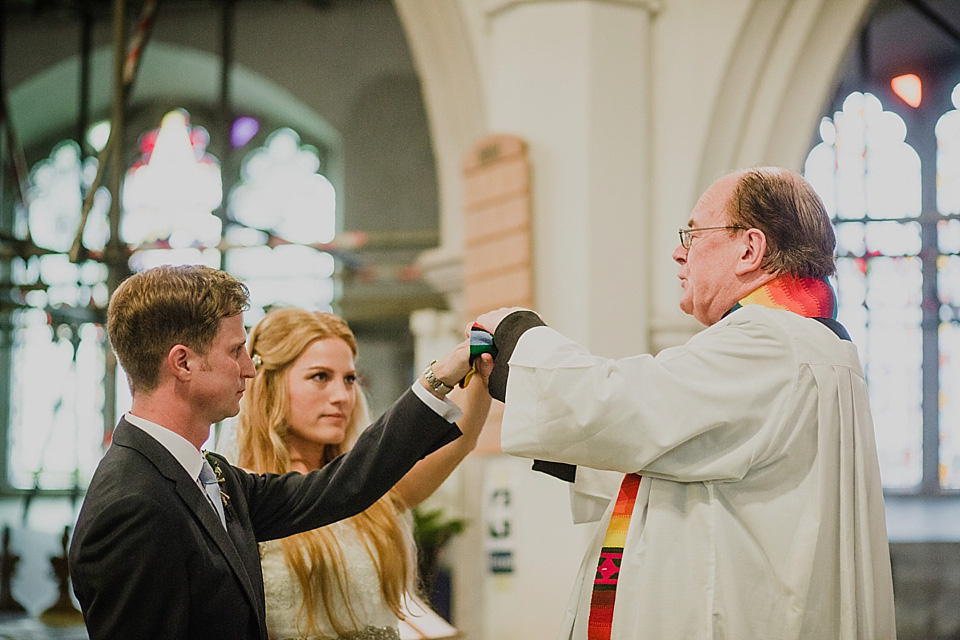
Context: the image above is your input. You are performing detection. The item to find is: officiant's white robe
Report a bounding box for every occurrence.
[500,305,896,640]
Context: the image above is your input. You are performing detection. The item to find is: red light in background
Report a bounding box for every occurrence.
[892,74,922,108]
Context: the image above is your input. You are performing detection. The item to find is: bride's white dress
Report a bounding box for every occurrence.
[261,519,402,640]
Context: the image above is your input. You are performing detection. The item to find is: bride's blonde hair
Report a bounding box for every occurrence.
[237,307,415,637]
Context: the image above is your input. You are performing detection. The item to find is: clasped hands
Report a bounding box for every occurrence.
[424,306,536,395]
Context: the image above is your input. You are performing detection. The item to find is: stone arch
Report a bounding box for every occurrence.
[10,42,344,208]
[393,0,487,254]
[696,0,871,194]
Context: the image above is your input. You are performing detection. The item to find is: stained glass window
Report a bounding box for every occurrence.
[805,92,924,489]
[123,109,223,252]
[9,141,112,489]
[806,88,960,492]
[227,128,337,326]
[935,85,960,489]
[9,109,337,490]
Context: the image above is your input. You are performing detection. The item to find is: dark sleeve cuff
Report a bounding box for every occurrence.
[488,310,547,402]
[531,460,577,483]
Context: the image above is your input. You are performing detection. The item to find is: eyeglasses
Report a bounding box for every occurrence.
[677,226,747,250]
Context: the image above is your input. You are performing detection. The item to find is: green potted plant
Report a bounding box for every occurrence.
[411,506,466,614]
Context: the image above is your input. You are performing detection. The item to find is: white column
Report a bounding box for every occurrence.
[485,0,658,358]
[453,3,659,639]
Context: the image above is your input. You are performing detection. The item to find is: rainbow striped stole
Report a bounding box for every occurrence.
[586,473,642,640]
[726,274,837,319]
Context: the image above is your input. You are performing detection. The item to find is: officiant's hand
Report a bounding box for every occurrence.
[475,306,536,334]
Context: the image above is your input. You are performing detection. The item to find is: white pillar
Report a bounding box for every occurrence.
[486,0,658,358]
[448,3,660,638]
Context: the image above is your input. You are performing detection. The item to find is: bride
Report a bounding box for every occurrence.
[229,308,492,640]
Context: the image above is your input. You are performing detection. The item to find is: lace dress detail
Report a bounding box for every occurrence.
[261,520,401,640]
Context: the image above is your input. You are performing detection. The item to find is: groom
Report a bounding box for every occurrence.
[69,264,479,640]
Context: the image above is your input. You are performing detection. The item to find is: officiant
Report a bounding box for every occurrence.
[474,167,897,640]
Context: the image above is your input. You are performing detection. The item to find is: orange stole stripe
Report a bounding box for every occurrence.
[737,274,836,318]
[587,473,642,640]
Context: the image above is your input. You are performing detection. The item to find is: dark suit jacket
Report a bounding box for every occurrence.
[68,388,460,640]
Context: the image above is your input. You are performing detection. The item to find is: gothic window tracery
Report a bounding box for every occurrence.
[806,88,960,492]
[7,108,336,490]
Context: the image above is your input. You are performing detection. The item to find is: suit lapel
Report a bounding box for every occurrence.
[112,420,263,626]
[174,473,258,594]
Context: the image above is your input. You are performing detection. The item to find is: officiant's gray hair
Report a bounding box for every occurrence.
[728,167,836,279]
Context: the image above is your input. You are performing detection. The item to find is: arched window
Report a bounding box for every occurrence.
[935,85,960,490]
[8,141,111,490]
[805,89,960,492]
[7,108,337,490]
[226,128,337,326]
[123,108,224,268]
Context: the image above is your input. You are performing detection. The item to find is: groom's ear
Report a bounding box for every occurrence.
[166,344,194,382]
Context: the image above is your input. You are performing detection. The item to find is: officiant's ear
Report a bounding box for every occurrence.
[734,228,767,276]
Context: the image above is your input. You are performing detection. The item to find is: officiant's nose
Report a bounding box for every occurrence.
[673,243,687,265]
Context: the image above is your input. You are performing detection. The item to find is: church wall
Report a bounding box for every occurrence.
[398,1,950,638]
[4,0,960,638]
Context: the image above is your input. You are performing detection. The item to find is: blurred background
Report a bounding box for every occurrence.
[1,0,959,638]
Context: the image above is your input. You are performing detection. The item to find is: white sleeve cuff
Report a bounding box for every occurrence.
[508,325,577,367]
[568,468,622,524]
[411,382,464,423]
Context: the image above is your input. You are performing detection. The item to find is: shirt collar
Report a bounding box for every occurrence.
[124,412,206,481]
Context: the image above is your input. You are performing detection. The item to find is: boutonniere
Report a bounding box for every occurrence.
[203,452,234,522]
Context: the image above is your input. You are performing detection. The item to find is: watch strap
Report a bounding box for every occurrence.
[423,360,454,395]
